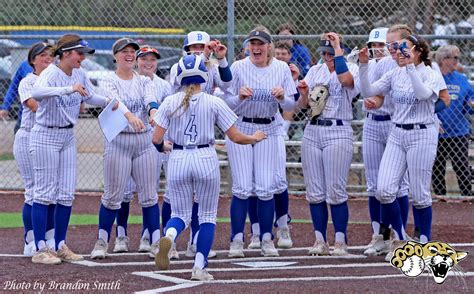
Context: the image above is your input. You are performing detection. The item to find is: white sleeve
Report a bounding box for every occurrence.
[214,96,238,132]
[278,64,297,111]
[406,64,437,100]
[359,63,392,98]
[221,63,243,109]
[31,85,74,101]
[18,78,33,104]
[142,76,158,106]
[153,98,171,129]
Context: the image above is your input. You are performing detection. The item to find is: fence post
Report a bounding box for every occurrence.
[226,0,235,65]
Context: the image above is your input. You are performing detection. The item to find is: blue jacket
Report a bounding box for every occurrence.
[0,61,33,119]
[437,71,474,138]
[290,43,311,77]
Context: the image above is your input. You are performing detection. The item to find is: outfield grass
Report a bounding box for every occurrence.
[0,213,370,228]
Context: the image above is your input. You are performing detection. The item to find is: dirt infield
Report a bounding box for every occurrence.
[0,192,473,293]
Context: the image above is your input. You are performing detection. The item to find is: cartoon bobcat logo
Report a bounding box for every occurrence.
[390,241,468,284]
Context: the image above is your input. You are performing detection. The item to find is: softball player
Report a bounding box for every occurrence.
[14,42,54,257]
[113,45,172,255]
[90,38,161,259]
[224,26,296,258]
[166,31,232,259]
[29,34,121,264]
[298,32,359,256]
[153,54,266,280]
[359,34,445,259]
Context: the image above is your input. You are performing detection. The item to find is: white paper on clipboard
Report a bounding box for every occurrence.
[98,99,128,142]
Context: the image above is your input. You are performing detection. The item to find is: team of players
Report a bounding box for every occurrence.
[13,24,450,280]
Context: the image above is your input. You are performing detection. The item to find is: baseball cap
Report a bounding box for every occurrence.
[246,30,272,44]
[136,46,161,59]
[317,39,351,55]
[60,39,95,54]
[28,42,53,66]
[112,38,140,55]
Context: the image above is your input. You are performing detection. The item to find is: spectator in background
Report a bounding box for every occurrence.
[276,23,311,76]
[432,45,473,197]
[0,60,32,134]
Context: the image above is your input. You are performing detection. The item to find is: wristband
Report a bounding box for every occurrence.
[434,99,447,113]
[147,101,159,116]
[153,141,164,152]
[334,56,349,74]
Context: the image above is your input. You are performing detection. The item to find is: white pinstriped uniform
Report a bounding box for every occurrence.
[223,57,296,200]
[123,74,172,202]
[169,61,232,95]
[100,72,158,210]
[153,91,237,225]
[365,57,410,197]
[302,62,359,205]
[13,73,38,205]
[360,63,445,208]
[274,111,289,193]
[30,64,109,206]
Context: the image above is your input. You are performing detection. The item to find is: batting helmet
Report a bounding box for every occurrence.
[183,31,210,55]
[367,28,389,60]
[177,54,208,86]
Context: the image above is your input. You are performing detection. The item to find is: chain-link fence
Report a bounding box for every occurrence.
[0,0,473,196]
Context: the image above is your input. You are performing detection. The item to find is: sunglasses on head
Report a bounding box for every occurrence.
[136,47,160,57]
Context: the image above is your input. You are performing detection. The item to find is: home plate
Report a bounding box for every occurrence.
[233,261,298,268]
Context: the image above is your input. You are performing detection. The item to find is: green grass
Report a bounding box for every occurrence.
[0,213,369,228]
[0,153,14,161]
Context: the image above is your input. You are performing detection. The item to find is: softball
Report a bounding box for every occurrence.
[401,255,425,277]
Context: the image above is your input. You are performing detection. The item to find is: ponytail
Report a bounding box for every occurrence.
[170,84,199,117]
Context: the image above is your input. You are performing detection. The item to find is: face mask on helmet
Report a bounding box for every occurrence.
[367,46,390,60]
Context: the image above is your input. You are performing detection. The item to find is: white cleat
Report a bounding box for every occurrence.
[332,242,349,256]
[308,240,330,256]
[248,234,261,249]
[185,242,217,258]
[228,240,245,258]
[365,234,381,249]
[155,237,172,270]
[138,237,151,252]
[113,236,129,253]
[364,235,390,256]
[91,239,108,260]
[148,240,160,259]
[276,227,293,249]
[169,243,180,260]
[261,239,279,257]
[23,242,37,257]
[191,268,214,281]
[385,240,406,262]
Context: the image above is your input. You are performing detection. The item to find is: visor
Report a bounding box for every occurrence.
[61,39,95,54]
[28,42,52,64]
[246,30,272,44]
[112,38,140,55]
[136,46,161,59]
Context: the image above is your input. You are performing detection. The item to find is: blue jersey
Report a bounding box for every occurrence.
[0,61,32,118]
[290,43,311,77]
[437,71,474,138]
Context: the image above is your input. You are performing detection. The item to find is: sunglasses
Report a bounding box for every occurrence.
[136,47,160,58]
[61,39,90,51]
[446,56,460,60]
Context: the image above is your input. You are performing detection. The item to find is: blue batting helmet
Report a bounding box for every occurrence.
[177,54,208,86]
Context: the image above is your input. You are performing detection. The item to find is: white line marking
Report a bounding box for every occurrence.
[134,282,203,294]
[152,262,390,274]
[73,254,367,267]
[132,271,190,284]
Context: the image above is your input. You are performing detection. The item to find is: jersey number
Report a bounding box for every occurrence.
[184,115,198,143]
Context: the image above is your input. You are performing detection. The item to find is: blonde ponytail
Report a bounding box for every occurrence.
[170,84,198,117]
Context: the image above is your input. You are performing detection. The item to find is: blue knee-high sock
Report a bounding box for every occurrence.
[248,197,258,228]
[412,205,420,231]
[22,203,33,243]
[414,206,432,242]
[161,201,171,233]
[258,198,275,241]
[397,196,409,229]
[230,196,248,241]
[309,202,328,242]
[368,196,381,224]
[190,202,200,244]
[46,204,56,232]
[55,204,72,249]
[142,204,160,243]
[196,223,216,267]
[274,189,289,224]
[98,204,118,242]
[381,200,405,240]
[165,217,186,239]
[330,202,349,243]
[32,202,48,250]
[116,202,130,236]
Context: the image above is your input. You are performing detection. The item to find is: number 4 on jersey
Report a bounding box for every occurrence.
[184,115,198,143]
